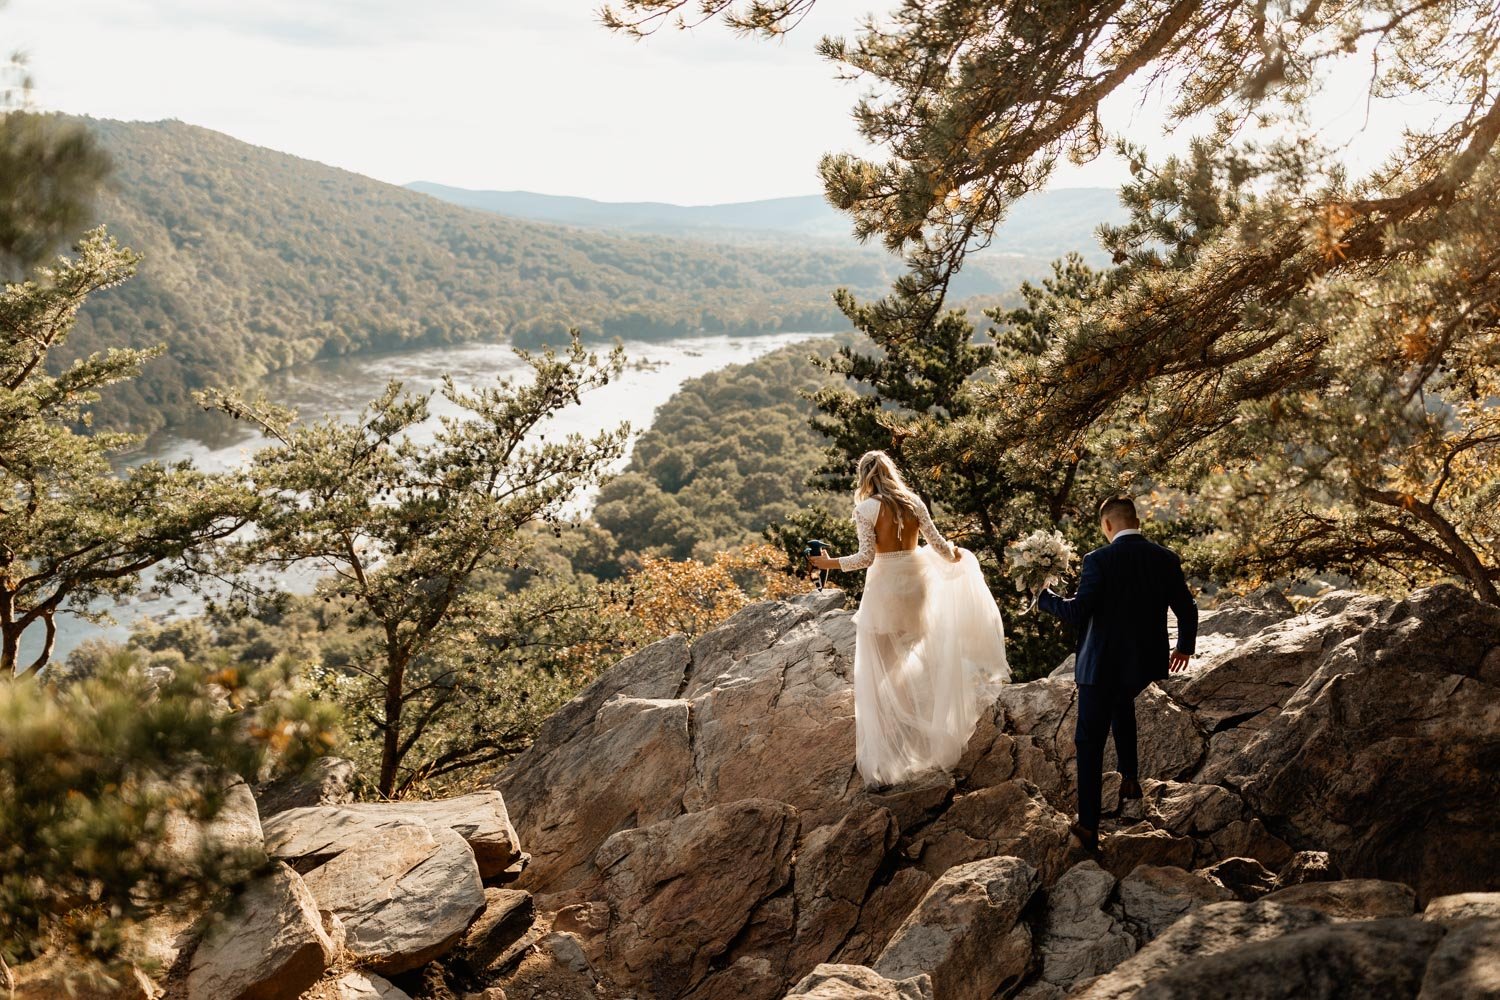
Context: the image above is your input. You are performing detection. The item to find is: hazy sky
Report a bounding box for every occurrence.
[5,0,1445,204]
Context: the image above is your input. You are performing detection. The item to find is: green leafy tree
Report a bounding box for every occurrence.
[0,229,258,676]
[610,0,1500,605]
[0,649,336,977]
[0,111,111,278]
[1,27,112,279]
[204,336,628,795]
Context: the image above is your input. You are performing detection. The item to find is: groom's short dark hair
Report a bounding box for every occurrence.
[1099,496,1139,525]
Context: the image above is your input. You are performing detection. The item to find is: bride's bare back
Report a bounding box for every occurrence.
[872,502,920,553]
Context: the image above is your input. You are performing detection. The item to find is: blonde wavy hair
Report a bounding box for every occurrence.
[854,451,923,540]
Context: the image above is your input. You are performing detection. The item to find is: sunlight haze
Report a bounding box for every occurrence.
[5,0,1448,205]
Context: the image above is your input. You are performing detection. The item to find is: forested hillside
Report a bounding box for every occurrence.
[593,337,847,561]
[60,118,903,433]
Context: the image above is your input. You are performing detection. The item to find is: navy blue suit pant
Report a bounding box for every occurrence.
[1075,681,1140,831]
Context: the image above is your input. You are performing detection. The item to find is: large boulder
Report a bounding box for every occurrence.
[1424,892,1500,924]
[493,635,694,894]
[681,611,861,829]
[783,964,932,1000]
[301,822,486,973]
[1174,593,1388,730]
[1111,865,1233,944]
[1217,586,1500,902]
[1261,878,1417,921]
[1418,917,1500,999]
[1028,862,1136,994]
[1090,916,1445,998]
[1074,900,1333,998]
[905,780,1073,883]
[162,775,266,871]
[263,791,521,879]
[255,756,357,818]
[591,798,799,998]
[1193,588,1298,648]
[873,856,1039,1000]
[186,862,340,1000]
[789,805,900,974]
[497,596,846,895]
[1139,780,1245,838]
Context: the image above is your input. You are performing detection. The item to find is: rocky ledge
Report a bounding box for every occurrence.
[11,584,1496,999]
[486,583,1499,1000]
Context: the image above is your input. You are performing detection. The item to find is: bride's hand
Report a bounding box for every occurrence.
[950,547,964,563]
[808,553,838,571]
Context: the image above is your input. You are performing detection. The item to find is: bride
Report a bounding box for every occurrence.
[809,451,1009,788]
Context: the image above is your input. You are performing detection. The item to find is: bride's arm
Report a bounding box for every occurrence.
[834,501,879,571]
[916,501,961,561]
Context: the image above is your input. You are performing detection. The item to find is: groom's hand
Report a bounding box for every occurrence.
[1169,650,1192,673]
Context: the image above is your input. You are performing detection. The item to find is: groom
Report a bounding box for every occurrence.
[1039,496,1198,853]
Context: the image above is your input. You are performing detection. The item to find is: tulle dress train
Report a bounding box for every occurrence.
[838,498,1009,787]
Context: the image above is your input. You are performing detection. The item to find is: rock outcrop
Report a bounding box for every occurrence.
[476,583,1498,999]
[17,584,1495,999]
[185,862,342,999]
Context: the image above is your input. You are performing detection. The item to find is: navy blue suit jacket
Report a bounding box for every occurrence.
[1038,533,1198,692]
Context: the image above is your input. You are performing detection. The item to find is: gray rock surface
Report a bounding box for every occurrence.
[1113,864,1233,944]
[593,798,799,997]
[1074,900,1333,998]
[783,963,932,1000]
[301,822,486,973]
[263,790,521,878]
[873,856,1038,1000]
[1423,892,1500,924]
[1030,862,1136,993]
[1418,917,1500,999]
[470,585,1500,1000]
[328,971,413,999]
[1262,878,1417,920]
[186,862,340,1000]
[1216,586,1500,902]
[255,756,357,818]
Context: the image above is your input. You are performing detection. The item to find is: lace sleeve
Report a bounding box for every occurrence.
[837,499,880,571]
[916,500,956,560]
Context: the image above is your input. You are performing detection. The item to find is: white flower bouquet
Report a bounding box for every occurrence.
[1005,529,1079,613]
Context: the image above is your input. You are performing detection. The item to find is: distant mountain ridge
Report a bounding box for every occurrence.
[406,182,1125,259]
[54,117,1125,436]
[60,118,911,434]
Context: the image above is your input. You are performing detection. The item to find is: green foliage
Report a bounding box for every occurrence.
[764,505,863,600]
[63,117,906,434]
[594,338,850,562]
[0,649,336,969]
[204,335,629,795]
[637,0,1500,607]
[0,228,258,676]
[803,257,1141,677]
[0,112,111,276]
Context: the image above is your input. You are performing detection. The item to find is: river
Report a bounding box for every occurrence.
[28,330,824,665]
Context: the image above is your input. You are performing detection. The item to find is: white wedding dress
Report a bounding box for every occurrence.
[838,497,1010,787]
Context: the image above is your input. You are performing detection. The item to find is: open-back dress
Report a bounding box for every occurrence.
[837,496,1010,787]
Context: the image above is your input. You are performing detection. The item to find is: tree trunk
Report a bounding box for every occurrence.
[378,649,408,797]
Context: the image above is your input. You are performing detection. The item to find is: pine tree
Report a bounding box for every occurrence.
[608,0,1500,604]
[203,335,629,795]
[0,230,259,675]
